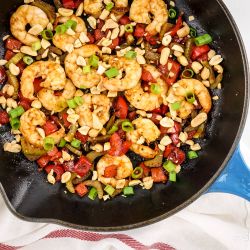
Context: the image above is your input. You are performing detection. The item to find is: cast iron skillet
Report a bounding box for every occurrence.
[0,0,248,231]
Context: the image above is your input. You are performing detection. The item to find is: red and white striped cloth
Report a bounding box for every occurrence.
[0,193,249,250]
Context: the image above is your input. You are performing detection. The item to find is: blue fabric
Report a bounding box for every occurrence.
[208,146,250,201]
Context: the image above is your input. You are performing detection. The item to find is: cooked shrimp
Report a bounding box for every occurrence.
[53,15,87,52]
[103,56,142,91]
[167,79,212,119]
[20,108,65,148]
[10,5,49,46]
[21,61,66,100]
[125,64,168,111]
[75,94,111,130]
[97,154,133,187]
[129,0,168,35]
[65,45,102,89]
[37,79,76,112]
[130,144,158,159]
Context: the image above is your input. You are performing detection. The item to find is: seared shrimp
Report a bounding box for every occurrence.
[97,154,133,187]
[167,79,212,119]
[129,0,168,35]
[20,108,65,148]
[127,118,160,158]
[10,5,49,46]
[37,79,76,112]
[75,94,111,130]
[21,61,66,100]
[125,64,168,111]
[103,57,142,91]
[53,15,87,52]
[65,45,102,88]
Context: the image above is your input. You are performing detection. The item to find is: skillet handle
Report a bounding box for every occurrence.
[207,146,250,201]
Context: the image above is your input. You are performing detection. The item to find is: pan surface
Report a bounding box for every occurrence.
[0,0,248,230]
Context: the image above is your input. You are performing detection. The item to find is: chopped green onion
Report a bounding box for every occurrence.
[131,167,143,179]
[194,34,213,46]
[23,56,34,65]
[123,186,134,196]
[32,41,41,51]
[169,8,177,19]
[71,138,81,148]
[41,29,53,40]
[186,92,195,104]
[189,27,197,38]
[169,171,176,182]
[104,185,115,196]
[74,96,83,106]
[43,137,55,151]
[65,19,77,30]
[67,99,77,109]
[83,65,91,74]
[58,138,67,148]
[181,69,194,79]
[150,84,162,95]
[124,24,134,33]
[107,125,118,135]
[163,160,176,173]
[10,117,20,130]
[55,24,67,34]
[105,67,119,79]
[106,2,114,11]
[88,187,98,200]
[125,50,137,59]
[171,101,181,111]
[8,106,25,119]
[187,150,198,159]
[121,121,134,132]
[80,85,87,89]
[89,55,99,68]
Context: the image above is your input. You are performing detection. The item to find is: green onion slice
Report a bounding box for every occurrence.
[189,26,197,38]
[171,101,181,111]
[107,125,118,135]
[163,160,176,173]
[58,138,67,148]
[83,65,91,74]
[74,96,83,106]
[186,92,195,104]
[23,56,34,65]
[169,8,177,19]
[71,138,81,148]
[123,186,134,196]
[131,167,143,179]
[121,121,134,132]
[10,117,20,130]
[106,2,114,11]
[187,150,198,159]
[43,137,55,151]
[105,67,119,79]
[169,171,176,182]
[8,106,25,119]
[55,24,67,34]
[182,69,194,79]
[67,99,77,109]
[124,24,134,33]
[150,84,162,94]
[194,34,213,46]
[65,19,77,30]
[104,185,115,196]
[88,187,98,200]
[41,29,53,40]
[125,50,137,59]
[32,41,41,51]
[89,55,99,68]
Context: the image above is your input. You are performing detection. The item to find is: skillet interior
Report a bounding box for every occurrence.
[0,0,248,230]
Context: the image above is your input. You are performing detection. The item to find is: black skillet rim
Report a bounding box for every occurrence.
[0,0,249,232]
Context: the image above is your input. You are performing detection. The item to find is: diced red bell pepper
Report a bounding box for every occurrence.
[16,61,26,74]
[160,125,169,135]
[97,19,105,29]
[0,111,9,125]
[45,165,64,181]
[140,163,150,177]
[51,151,62,162]
[168,147,186,165]
[119,15,130,25]
[157,45,165,53]
[117,128,126,140]
[163,144,176,158]
[61,112,71,128]
[109,132,123,156]
[75,183,88,197]
[152,105,168,115]
[151,167,167,182]
[114,96,128,119]
[128,111,137,121]
[121,141,132,154]
[87,32,95,44]
[187,130,197,140]
[170,133,180,145]
[47,147,59,157]
[33,78,43,93]
[109,37,120,50]
[145,34,158,45]
[94,29,105,41]
[74,156,92,177]
[169,15,183,37]
[0,66,7,85]
[104,165,118,178]
[134,24,145,38]
[141,68,156,82]
[197,53,209,63]
[43,121,58,136]
[37,155,51,168]
[63,160,75,172]
[191,45,210,60]
[74,0,82,8]
[167,121,182,135]
[151,107,162,114]
[19,99,31,111]
[4,50,15,61]
[150,113,161,125]
[62,0,75,9]
[5,37,22,51]
[75,131,88,144]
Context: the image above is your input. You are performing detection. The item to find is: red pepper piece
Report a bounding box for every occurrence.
[45,165,64,181]
[94,29,105,41]
[61,112,71,128]
[134,24,145,37]
[167,121,182,135]
[74,0,82,8]
[47,147,59,157]
[63,160,75,172]
[33,78,43,93]
[87,32,95,44]
[187,130,197,140]
[37,155,51,168]
[4,50,15,61]
[43,121,58,136]
[119,15,130,25]
[197,53,209,63]
[161,105,169,115]
[163,144,176,158]
[18,99,31,111]
[121,141,132,154]
[151,167,167,182]
[191,45,210,60]
[104,165,118,178]
[150,113,161,125]
[0,111,9,125]
[141,68,156,82]
[75,183,88,197]
[108,132,123,156]
[170,133,180,145]
[75,131,88,144]
[168,147,186,165]
[109,37,119,50]
[16,60,26,74]
[128,111,137,121]
[74,156,92,177]
[140,163,150,177]
[50,151,62,161]
[169,15,183,37]
[114,96,128,119]
[5,37,22,51]
[145,34,158,45]
[97,19,105,29]
[0,66,7,85]
[62,0,75,9]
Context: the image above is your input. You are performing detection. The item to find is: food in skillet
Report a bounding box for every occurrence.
[0,0,223,200]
